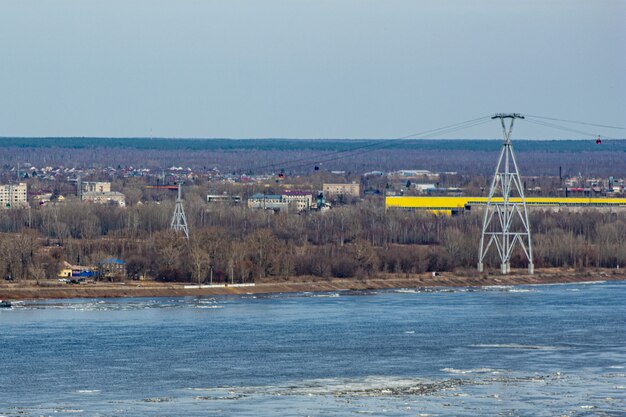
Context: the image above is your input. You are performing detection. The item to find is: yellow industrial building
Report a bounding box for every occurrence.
[386,196,626,215]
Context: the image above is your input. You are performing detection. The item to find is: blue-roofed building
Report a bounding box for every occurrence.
[98,257,126,280]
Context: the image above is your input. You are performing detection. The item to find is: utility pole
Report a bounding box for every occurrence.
[478,114,534,275]
[171,182,189,239]
[77,175,82,200]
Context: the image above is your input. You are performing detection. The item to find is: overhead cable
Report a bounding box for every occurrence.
[525,114,626,131]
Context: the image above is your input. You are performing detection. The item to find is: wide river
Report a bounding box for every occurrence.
[1,281,625,416]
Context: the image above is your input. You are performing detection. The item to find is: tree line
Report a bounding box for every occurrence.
[1,197,625,282]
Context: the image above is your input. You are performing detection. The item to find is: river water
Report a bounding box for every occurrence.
[1,281,625,416]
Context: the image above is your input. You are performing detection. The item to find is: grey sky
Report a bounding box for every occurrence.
[0,0,624,139]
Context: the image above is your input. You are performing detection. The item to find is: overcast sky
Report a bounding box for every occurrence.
[0,0,624,139]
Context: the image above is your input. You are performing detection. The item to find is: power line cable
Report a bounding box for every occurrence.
[278,119,492,172]
[525,114,626,131]
[278,118,493,172]
[249,115,492,173]
[247,113,622,174]
[524,118,616,139]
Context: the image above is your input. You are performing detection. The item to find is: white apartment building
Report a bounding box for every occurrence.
[0,183,28,209]
[82,191,126,207]
[281,191,313,212]
[81,181,111,194]
[323,183,360,198]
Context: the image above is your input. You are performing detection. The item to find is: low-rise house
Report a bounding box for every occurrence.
[57,261,96,278]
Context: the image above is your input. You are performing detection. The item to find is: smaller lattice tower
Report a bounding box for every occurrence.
[171,182,189,239]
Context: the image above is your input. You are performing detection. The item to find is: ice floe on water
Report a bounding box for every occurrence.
[391,285,540,295]
[185,376,467,399]
[166,370,626,416]
[441,368,500,375]
[17,297,229,312]
[143,397,171,403]
[311,293,340,298]
[480,285,537,293]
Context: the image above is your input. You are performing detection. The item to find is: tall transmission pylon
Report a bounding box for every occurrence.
[171,182,189,239]
[478,113,534,275]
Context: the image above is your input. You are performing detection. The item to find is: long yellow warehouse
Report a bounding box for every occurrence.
[385,196,626,215]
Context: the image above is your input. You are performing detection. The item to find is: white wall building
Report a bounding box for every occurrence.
[0,183,28,208]
[323,183,360,198]
[82,191,126,207]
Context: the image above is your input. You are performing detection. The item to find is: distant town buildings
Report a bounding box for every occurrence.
[33,193,65,206]
[563,176,626,196]
[77,181,126,207]
[0,183,28,209]
[98,258,127,280]
[281,191,313,211]
[81,181,111,193]
[248,191,313,212]
[389,170,443,180]
[82,191,126,207]
[248,194,287,211]
[207,194,242,204]
[323,183,360,198]
[57,261,95,279]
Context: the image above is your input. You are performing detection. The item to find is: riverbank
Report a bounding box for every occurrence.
[2,268,625,300]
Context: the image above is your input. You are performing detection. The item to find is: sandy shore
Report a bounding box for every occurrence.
[1,268,625,301]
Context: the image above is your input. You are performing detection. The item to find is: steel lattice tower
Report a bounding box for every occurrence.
[478,114,534,275]
[171,182,189,239]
